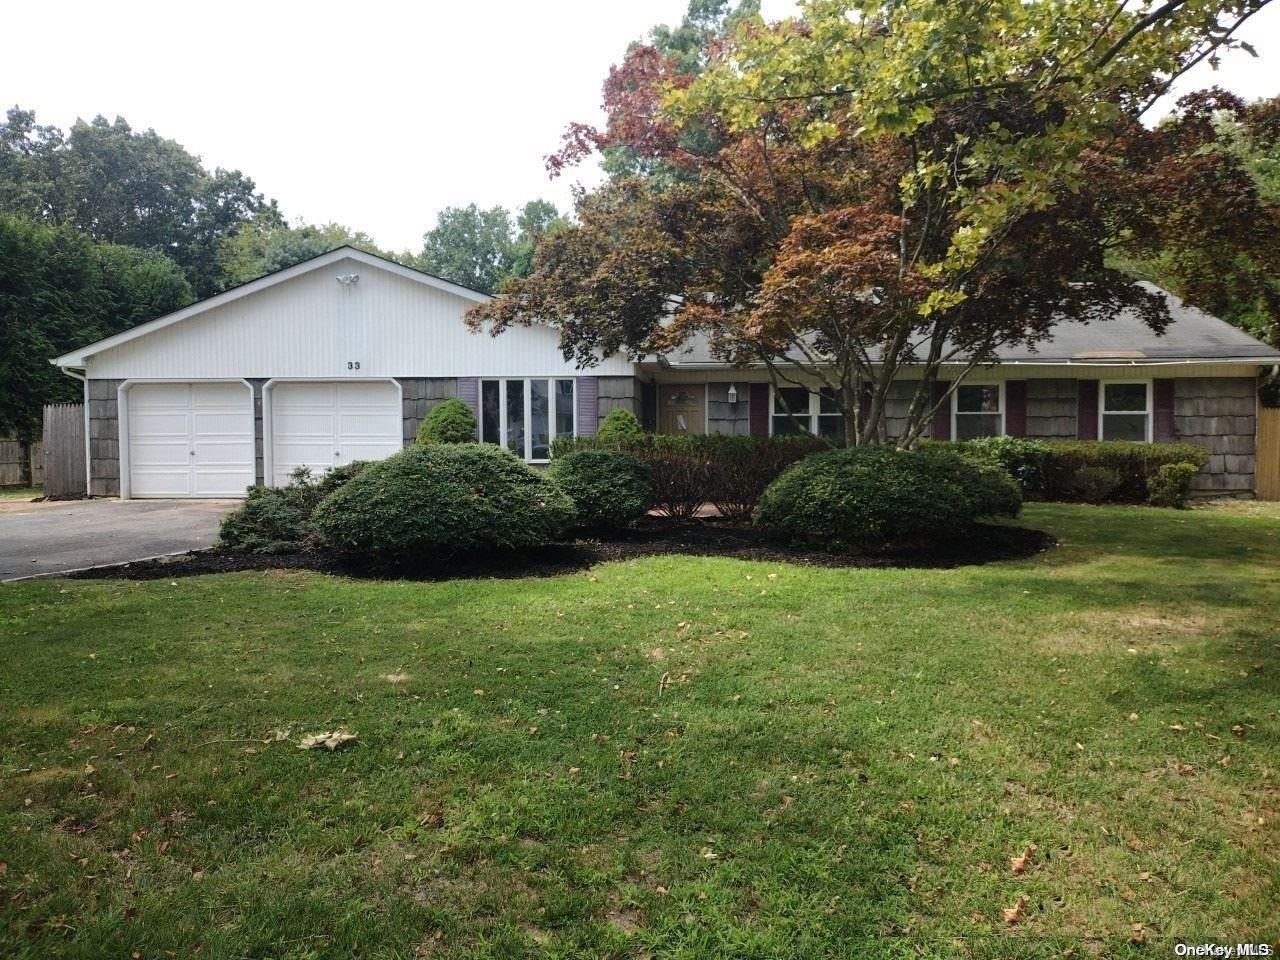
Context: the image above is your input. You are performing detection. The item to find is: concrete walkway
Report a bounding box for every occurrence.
[0,499,237,581]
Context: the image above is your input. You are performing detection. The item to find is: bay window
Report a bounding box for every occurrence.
[771,386,845,441]
[1100,381,1151,442]
[479,378,576,460]
[952,383,1004,440]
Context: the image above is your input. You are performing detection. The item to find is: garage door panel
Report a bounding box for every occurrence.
[271,381,401,486]
[128,382,254,499]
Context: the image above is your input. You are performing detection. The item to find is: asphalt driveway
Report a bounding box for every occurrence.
[0,499,237,581]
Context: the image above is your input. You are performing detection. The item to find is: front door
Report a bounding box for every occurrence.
[659,385,705,436]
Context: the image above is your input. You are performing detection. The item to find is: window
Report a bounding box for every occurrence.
[479,378,575,460]
[771,387,845,442]
[1100,381,1151,442]
[953,383,1003,440]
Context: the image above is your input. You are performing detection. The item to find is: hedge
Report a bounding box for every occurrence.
[547,450,651,530]
[933,437,1210,504]
[553,433,827,521]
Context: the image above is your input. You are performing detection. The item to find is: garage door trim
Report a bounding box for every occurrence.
[117,379,256,500]
[262,378,403,487]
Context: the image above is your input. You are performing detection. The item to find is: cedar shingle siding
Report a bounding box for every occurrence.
[87,378,123,497]
[596,377,642,420]
[396,378,460,445]
[1174,377,1256,492]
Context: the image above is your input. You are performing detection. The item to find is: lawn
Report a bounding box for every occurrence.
[1,502,1276,958]
[0,486,42,502]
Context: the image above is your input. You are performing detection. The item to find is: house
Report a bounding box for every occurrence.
[53,246,1280,498]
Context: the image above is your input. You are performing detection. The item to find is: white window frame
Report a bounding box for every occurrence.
[951,381,1006,440]
[767,384,843,437]
[480,378,576,462]
[1098,379,1153,443]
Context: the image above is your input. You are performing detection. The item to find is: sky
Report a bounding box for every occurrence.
[3,0,1277,253]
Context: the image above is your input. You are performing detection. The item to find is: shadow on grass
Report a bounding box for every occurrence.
[69,521,1056,582]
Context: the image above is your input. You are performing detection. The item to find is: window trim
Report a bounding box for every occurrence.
[479,377,577,461]
[1098,379,1153,443]
[950,381,1006,441]
[767,384,843,437]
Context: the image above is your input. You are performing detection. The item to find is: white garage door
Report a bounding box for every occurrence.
[270,381,402,486]
[127,382,255,498]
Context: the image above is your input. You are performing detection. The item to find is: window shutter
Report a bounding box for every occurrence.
[930,380,951,440]
[1076,379,1099,440]
[575,377,598,436]
[457,378,480,430]
[1006,380,1027,437]
[749,383,769,437]
[1153,379,1175,442]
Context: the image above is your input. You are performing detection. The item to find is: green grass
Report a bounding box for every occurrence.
[0,486,42,501]
[1,502,1277,958]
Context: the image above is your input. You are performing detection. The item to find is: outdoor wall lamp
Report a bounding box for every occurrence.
[727,383,738,404]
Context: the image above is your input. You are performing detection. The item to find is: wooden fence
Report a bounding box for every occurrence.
[41,403,86,499]
[0,439,43,487]
[1257,406,1280,501]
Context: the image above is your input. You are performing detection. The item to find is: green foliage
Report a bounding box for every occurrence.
[415,398,477,445]
[0,107,280,296]
[547,450,652,531]
[216,464,368,554]
[1035,441,1209,503]
[1259,374,1280,409]
[1148,462,1203,509]
[937,438,1210,503]
[418,199,567,295]
[756,446,1021,550]
[594,408,645,444]
[555,433,827,521]
[0,215,193,441]
[216,221,397,289]
[312,445,576,564]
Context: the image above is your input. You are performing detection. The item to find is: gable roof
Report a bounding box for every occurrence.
[654,283,1280,368]
[52,246,491,368]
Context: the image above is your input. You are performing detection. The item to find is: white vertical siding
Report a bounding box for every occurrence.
[84,257,636,380]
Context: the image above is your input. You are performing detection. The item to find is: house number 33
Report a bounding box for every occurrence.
[347,361,361,370]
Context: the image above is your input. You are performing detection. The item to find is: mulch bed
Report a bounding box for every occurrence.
[69,518,1056,582]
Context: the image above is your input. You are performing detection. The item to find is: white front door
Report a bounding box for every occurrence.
[270,381,402,486]
[127,382,255,498]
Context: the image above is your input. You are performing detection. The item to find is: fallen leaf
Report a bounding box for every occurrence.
[297,731,358,751]
[1009,844,1036,875]
[1002,895,1029,925]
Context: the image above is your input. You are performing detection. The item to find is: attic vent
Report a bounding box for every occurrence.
[336,273,360,285]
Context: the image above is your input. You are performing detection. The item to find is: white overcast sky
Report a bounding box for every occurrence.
[3,0,1277,252]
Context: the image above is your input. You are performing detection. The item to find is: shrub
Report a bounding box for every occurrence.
[416,398,476,444]
[547,450,651,530]
[756,446,1021,550]
[953,436,1052,496]
[1147,461,1202,508]
[217,464,370,554]
[595,408,645,444]
[553,433,828,521]
[312,444,575,564]
[1035,441,1209,503]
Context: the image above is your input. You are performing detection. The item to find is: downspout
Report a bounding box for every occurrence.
[58,366,89,498]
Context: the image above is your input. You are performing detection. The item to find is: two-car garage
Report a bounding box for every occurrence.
[122,380,403,498]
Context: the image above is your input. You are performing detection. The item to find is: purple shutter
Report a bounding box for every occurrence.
[1006,380,1027,437]
[930,380,951,440]
[1076,379,1099,440]
[576,376,598,436]
[1153,379,1175,442]
[749,383,770,437]
[457,378,480,439]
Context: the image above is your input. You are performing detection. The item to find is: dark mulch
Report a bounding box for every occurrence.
[69,519,1056,582]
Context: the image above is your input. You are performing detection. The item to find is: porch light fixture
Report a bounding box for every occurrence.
[727,383,738,404]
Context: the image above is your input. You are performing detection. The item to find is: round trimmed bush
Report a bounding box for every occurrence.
[312,444,576,563]
[548,450,651,530]
[1147,461,1201,508]
[595,408,645,444]
[755,445,1021,550]
[416,397,477,444]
